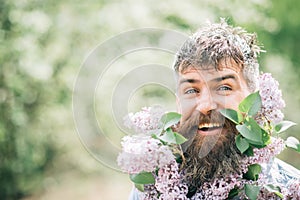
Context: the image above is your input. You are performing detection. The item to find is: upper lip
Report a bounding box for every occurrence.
[198,123,222,129]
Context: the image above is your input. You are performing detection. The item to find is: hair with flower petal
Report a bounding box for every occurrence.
[173,18,264,92]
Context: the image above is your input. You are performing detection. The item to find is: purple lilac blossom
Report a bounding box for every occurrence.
[284,180,300,199]
[155,161,188,200]
[247,137,286,165]
[257,73,285,125]
[119,105,298,199]
[138,184,159,200]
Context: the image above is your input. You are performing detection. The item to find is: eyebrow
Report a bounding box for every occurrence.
[213,75,236,82]
[179,74,236,85]
[179,78,201,85]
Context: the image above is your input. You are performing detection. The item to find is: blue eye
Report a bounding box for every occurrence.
[218,86,232,91]
[185,88,199,94]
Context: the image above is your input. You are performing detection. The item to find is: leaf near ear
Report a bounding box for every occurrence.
[220,109,242,124]
[236,124,263,146]
[238,91,262,116]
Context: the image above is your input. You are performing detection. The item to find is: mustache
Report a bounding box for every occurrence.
[177,110,226,152]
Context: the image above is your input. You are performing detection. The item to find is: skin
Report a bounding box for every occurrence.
[176,59,251,136]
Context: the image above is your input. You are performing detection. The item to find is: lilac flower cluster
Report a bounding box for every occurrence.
[284,180,300,199]
[137,161,188,200]
[119,133,299,199]
[138,184,159,200]
[190,138,286,199]
[247,137,286,165]
[117,135,175,174]
[191,174,243,199]
[257,187,281,200]
[155,161,188,200]
[257,73,285,125]
[118,98,299,199]
[124,107,164,134]
[257,179,300,200]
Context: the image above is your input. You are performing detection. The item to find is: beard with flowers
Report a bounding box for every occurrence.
[119,20,300,199]
[118,72,300,200]
[177,110,245,196]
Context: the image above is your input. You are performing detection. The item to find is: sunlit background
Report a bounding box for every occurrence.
[1,0,300,199]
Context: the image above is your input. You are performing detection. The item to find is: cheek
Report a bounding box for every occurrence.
[217,93,249,110]
[177,98,197,121]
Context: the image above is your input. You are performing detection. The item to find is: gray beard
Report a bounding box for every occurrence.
[177,110,245,190]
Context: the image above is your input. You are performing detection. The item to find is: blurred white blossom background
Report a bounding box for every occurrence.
[1,0,299,199]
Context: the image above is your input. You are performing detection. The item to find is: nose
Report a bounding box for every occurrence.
[196,88,217,115]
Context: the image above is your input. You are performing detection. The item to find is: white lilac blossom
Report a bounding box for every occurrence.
[123,107,164,134]
[117,135,175,174]
[257,73,286,125]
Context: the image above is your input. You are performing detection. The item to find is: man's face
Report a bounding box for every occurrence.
[176,59,251,137]
[176,59,252,187]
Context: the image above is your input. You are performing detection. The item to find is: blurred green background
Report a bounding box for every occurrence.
[1,0,300,199]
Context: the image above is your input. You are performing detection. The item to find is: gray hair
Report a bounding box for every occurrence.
[173,19,264,92]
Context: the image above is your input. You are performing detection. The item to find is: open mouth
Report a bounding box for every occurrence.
[198,123,223,132]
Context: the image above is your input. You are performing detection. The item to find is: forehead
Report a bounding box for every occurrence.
[177,59,243,81]
[179,57,242,74]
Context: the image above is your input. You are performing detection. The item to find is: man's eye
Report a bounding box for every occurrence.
[218,86,232,91]
[185,88,199,94]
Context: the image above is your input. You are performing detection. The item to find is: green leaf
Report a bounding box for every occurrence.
[264,184,283,198]
[235,134,250,153]
[236,124,263,145]
[219,109,242,124]
[130,172,155,184]
[160,112,181,130]
[159,128,176,144]
[228,187,240,199]
[246,118,270,147]
[159,128,187,145]
[244,146,254,156]
[285,136,300,152]
[245,184,260,200]
[151,133,159,139]
[275,121,297,134]
[243,164,262,181]
[134,183,145,192]
[238,91,262,116]
[151,133,167,145]
[173,132,187,144]
[236,118,270,148]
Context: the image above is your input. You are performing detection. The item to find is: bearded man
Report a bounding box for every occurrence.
[128,20,300,199]
[174,21,258,196]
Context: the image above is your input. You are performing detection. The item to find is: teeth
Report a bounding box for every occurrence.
[198,123,221,129]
